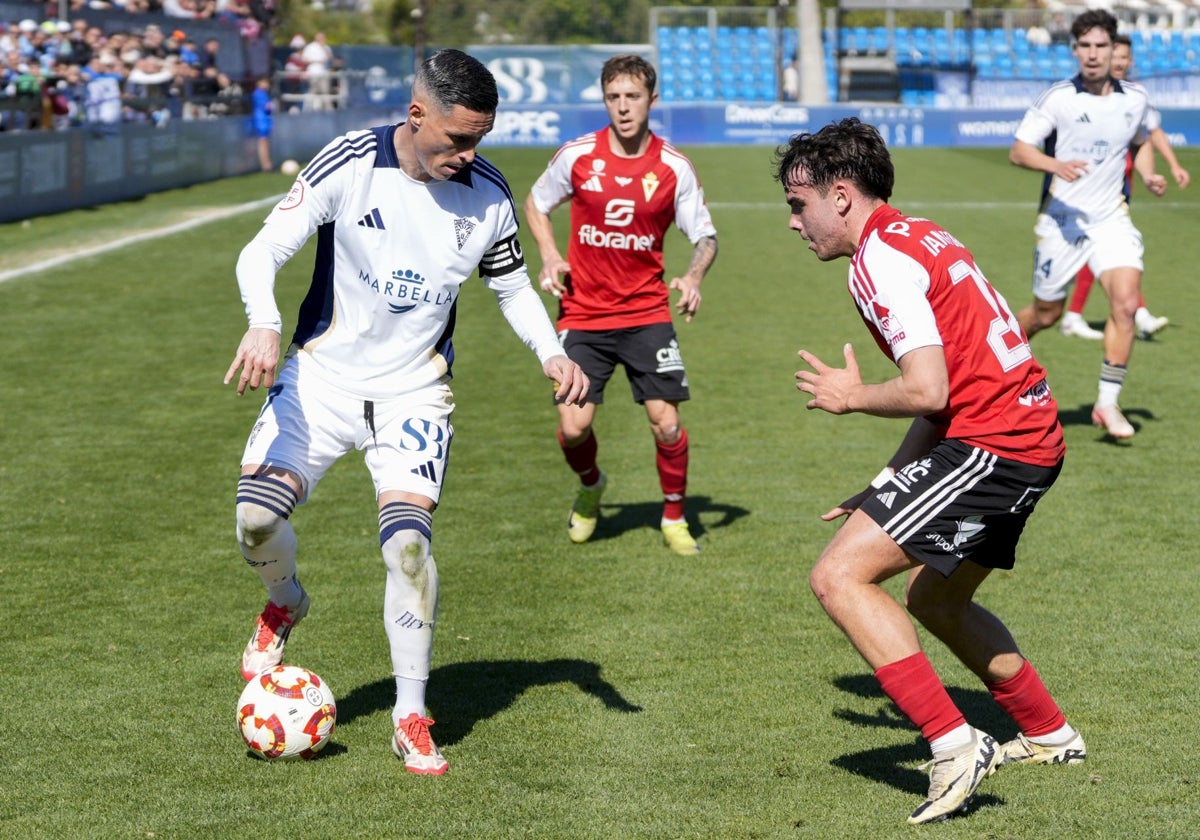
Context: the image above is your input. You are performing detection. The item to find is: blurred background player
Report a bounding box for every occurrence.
[225,49,588,775]
[779,118,1085,826]
[250,75,273,172]
[1059,33,1189,341]
[525,54,718,556]
[1010,10,1159,439]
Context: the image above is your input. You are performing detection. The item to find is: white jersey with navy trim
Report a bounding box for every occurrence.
[1014,76,1152,227]
[236,123,561,400]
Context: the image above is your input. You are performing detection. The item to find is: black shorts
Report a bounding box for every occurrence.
[560,322,690,405]
[859,439,1062,577]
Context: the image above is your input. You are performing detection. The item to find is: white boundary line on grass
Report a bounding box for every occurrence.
[0,195,281,285]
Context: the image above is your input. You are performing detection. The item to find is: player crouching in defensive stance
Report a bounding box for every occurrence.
[225,49,588,774]
[776,119,1086,824]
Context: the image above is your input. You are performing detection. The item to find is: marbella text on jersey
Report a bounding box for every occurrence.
[358,269,457,312]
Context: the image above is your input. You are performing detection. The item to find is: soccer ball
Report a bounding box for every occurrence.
[236,665,337,760]
[280,159,300,177]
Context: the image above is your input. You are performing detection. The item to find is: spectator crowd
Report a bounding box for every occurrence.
[1,1,272,132]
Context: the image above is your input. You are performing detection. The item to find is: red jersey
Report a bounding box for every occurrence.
[850,205,1065,466]
[528,127,717,330]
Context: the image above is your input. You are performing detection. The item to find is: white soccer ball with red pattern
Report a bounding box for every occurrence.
[236,665,337,760]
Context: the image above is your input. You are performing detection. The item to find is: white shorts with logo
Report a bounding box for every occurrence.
[1031,210,1144,302]
[242,358,455,506]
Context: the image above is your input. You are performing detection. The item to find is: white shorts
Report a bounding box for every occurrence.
[1031,211,1143,302]
[241,358,455,506]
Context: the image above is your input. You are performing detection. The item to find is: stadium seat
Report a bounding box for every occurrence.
[869,26,890,52]
[976,59,1000,80]
[844,26,870,54]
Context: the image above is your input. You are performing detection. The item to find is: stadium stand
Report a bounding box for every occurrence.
[653,6,1200,104]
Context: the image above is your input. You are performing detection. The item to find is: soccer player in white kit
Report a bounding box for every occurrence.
[224,49,588,774]
[1010,9,1156,439]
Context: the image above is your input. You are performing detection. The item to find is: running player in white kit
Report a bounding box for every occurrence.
[1010,9,1156,439]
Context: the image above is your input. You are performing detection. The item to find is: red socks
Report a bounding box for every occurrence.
[558,428,601,487]
[876,654,1065,742]
[1069,266,1095,314]
[560,426,690,521]
[656,428,688,521]
[875,652,965,744]
[986,659,1065,738]
[1071,265,1148,314]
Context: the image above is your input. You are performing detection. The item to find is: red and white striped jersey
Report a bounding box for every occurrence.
[528,127,717,330]
[849,205,1065,466]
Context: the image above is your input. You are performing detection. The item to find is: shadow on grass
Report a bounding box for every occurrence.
[336,658,642,746]
[1060,402,1155,443]
[589,493,750,543]
[827,673,1014,807]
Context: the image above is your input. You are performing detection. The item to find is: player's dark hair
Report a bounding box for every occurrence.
[416,48,498,114]
[1071,9,1117,43]
[772,118,894,201]
[1114,33,1132,48]
[601,54,657,95]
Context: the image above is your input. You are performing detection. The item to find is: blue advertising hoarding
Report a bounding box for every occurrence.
[484,101,1200,149]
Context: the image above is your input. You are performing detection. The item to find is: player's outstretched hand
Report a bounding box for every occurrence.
[224,327,282,396]
[545,355,589,406]
[795,343,862,415]
[537,258,570,299]
[1143,172,1168,197]
[821,487,872,521]
[1171,164,1190,190]
[1054,159,1089,182]
[669,275,702,322]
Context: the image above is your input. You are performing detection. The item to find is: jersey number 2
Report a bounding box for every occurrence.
[949,259,1032,372]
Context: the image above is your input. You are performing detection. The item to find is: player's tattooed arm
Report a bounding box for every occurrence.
[670,235,718,322]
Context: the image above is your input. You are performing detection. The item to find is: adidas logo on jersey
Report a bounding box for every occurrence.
[1075,113,1091,123]
[358,208,385,229]
[412,460,439,483]
[579,175,604,192]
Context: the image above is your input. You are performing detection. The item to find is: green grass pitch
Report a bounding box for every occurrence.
[1,144,1198,839]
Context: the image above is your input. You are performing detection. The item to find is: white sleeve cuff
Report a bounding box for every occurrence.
[870,466,896,490]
